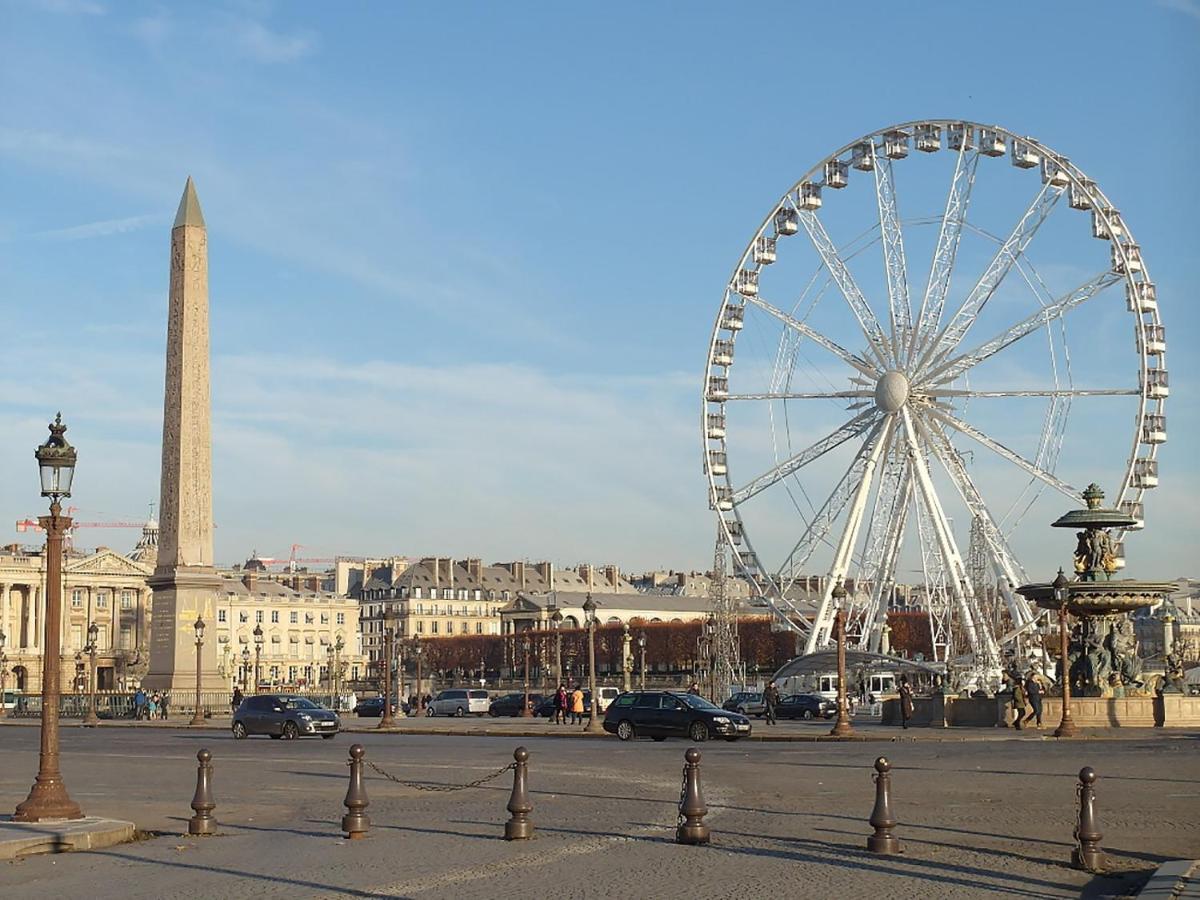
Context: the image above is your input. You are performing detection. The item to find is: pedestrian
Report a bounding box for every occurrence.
[1010,676,1027,730]
[898,675,914,730]
[688,681,701,695]
[231,686,243,713]
[554,683,568,725]
[147,692,159,720]
[1022,671,1043,729]
[570,684,584,725]
[764,681,779,725]
[160,691,170,720]
[133,687,146,721]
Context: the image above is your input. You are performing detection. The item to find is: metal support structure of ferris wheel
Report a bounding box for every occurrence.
[703,120,1166,683]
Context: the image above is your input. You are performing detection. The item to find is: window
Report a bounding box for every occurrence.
[476,622,483,634]
[96,591,108,609]
[256,610,264,624]
[240,611,249,623]
[271,611,280,624]
[305,613,313,624]
[120,625,133,650]
[217,609,227,623]
[446,621,453,634]
[71,590,83,607]
[443,588,452,600]
[121,590,133,610]
[71,625,83,648]
[289,612,298,624]
[320,613,329,624]
[336,613,345,625]
[413,587,422,599]
[431,621,439,634]
[460,622,468,634]
[417,620,424,634]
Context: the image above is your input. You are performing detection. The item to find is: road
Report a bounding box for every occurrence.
[0,725,1196,899]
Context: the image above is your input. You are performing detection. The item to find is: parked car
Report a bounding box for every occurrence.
[602,691,751,742]
[232,695,339,740]
[722,691,766,717]
[594,686,620,712]
[426,688,491,717]
[488,692,544,717]
[776,693,835,720]
[354,697,385,718]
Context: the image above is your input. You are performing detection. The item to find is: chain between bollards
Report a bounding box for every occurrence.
[866,756,900,854]
[675,747,710,845]
[342,744,370,840]
[1072,766,1105,872]
[504,746,534,840]
[188,748,216,836]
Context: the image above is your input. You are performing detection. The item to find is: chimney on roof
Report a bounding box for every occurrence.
[305,575,320,592]
[510,561,526,589]
[242,571,257,592]
[466,558,482,583]
[577,563,593,587]
[535,561,553,587]
[290,574,301,591]
[604,564,620,588]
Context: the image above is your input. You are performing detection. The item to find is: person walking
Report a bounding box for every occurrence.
[554,683,568,725]
[133,687,147,721]
[570,684,584,725]
[1023,671,1044,729]
[231,686,244,714]
[687,681,701,696]
[898,675,914,730]
[160,691,170,720]
[147,692,159,720]
[1010,676,1027,730]
[764,681,779,725]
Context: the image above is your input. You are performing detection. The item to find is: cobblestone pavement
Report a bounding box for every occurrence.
[0,726,1196,899]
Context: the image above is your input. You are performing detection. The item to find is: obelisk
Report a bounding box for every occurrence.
[144,177,223,692]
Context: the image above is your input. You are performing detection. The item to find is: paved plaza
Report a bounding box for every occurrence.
[0,724,1196,899]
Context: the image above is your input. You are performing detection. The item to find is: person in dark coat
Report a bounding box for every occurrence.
[898,675,914,729]
[763,681,779,725]
[1022,671,1043,729]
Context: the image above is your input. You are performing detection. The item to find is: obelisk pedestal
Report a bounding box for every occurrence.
[144,178,224,693]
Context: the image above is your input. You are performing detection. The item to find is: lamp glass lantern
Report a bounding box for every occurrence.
[193,615,205,642]
[637,632,646,650]
[1052,568,1070,606]
[582,594,597,625]
[87,621,99,646]
[36,413,77,499]
[253,624,264,646]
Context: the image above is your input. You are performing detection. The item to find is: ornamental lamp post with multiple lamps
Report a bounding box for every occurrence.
[637,631,647,691]
[551,609,563,686]
[190,615,206,726]
[829,583,855,738]
[621,623,632,693]
[520,636,533,718]
[380,610,397,728]
[15,414,84,822]
[582,594,603,733]
[0,629,8,720]
[241,647,251,690]
[82,622,100,727]
[412,636,425,713]
[253,624,264,694]
[1052,569,1079,738]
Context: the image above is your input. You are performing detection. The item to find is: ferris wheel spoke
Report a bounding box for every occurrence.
[732,410,881,505]
[724,390,873,402]
[773,418,890,593]
[873,157,912,360]
[923,270,1121,386]
[852,432,911,650]
[925,388,1138,399]
[910,145,980,363]
[744,294,879,378]
[795,209,892,367]
[914,181,1065,378]
[923,406,1082,502]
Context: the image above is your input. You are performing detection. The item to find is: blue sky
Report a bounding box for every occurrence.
[1,0,1196,579]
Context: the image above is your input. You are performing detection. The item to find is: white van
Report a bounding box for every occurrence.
[595,686,620,713]
[426,688,490,717]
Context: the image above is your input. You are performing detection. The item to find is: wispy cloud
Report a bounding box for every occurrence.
[32,213,159,241]
[1157,0,1200,20]
[224,18,316,63]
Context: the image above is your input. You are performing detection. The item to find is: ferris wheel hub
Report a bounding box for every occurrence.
[874,370,910,412]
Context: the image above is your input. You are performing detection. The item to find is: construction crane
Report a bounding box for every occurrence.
[257,544,336,572]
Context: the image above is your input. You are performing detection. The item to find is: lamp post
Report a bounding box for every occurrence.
[520,635,533,718]
[582,594,602,733]
[551,610,563,686]
[0,629,8,720]
[413,636,425,713]
[637,631,647,691]
[830,583,854,737]
[704,616,717,701]
[1052,569,1078,738]
[190,615,206,726]
[333,633,345,707]
[241,647,251,690]
[621,623,632,693]
[253,624,263,694]
[15,413,83,821]
[379,610,397,728]
[82,622,100,727]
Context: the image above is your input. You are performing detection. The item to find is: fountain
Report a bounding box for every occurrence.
[1016,484,1198,727]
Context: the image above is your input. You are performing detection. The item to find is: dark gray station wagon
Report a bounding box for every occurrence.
[232,695,340,740]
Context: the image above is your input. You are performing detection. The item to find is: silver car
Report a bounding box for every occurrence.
[232,695,340,740]
[426,688,490,717]
[723,691,766,717]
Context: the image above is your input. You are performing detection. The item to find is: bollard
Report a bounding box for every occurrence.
[866,756,900,854]
[1072,766,1106,872]
[504,746,534,840]
[342,744,370,840]
[675,747,710,845]
[188,748,217,836]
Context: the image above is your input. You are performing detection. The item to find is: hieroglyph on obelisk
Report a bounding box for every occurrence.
[144,177,224,692]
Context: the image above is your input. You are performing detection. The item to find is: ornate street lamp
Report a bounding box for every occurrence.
[253,623,264,694]
[0,629,8,720]
[582,594,602,732]
[621,623,632,693]
[550,609,563,686]
[637,631,647,691]
[379,610,397,728]
[830,582,854,737]
[82,621,100,727]
[190,615,206,726]
[241,646,251,690]
[520,635,533,718]
[1052,569,1078,738]
[704,616,717,700]
[412,636,425,713]
[15,414,83,821]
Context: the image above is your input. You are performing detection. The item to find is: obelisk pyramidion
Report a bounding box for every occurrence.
[144,177,223,692]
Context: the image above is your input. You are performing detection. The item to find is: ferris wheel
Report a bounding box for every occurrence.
[702,120,1166,673]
